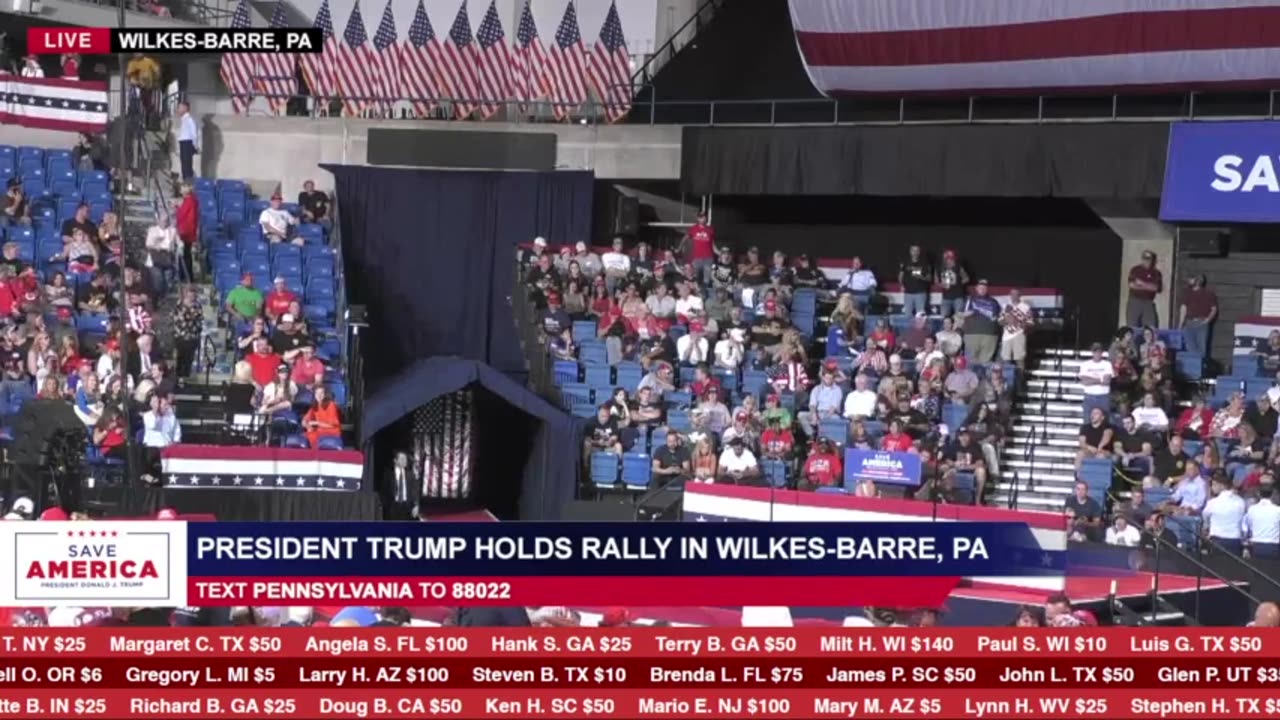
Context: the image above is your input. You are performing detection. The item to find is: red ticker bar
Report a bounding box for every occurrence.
[0,657,1274,688]
[0,688,1273,718]
[1,627,1273,658]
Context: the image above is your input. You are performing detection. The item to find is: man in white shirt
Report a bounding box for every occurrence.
[600,236,631,293]
[837,256,877,310]
[676,322,710,366]
[998,288,1034,369]
[713,328,743,371]
[645,283,676,321]
[1077,342,1114,421]
[175,101,199,182]
[717,437,760,485]
[20,56,43,78]
[139,393,182,484]
[843,373,878,420]
[1203,474,1247,556]
[1105,515,1141,546]
[1245,487,1280,559]
[259,193,298,245]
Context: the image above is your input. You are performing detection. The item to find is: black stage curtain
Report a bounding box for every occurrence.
[322,165,594,385]
[124,486,381,522]
[363,357,578,521]
[682,124,1170,198]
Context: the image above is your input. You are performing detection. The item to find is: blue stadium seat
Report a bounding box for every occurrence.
[590,452,620,487]
[283,434,310,449]
[17,146,42,166]
[666,409,692,433]
[762,459,789,488]
[579,343,607,366]
[614,362,642,390]
[622,452,652,490]
[298,224,324,243]
[678,365,698,386]
[78,169,107,186]
[943,402,968,432]
[1176,353,1203,380]
[317,436,344,451]
[7,226,32,244]
[328,380,347,407]
[552,359,579,386]
[819,417,849,444]
[663,390,692,409]
[305,260,334,280]
[273,257,302,278]
[583,364,612,388]
[571,320,596,343]
[560,383,591,406]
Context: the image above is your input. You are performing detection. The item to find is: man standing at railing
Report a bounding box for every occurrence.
[175,101,198,182]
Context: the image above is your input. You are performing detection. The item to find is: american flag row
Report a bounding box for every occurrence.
[220,0,632,122]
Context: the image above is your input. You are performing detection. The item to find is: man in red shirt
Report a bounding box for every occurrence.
[1178,274,1218,357]
[1126,249,1162,328]
[264,276,297,323]
[759,416,795,462]
[682,210,715,286]
[801,439,843,489]
[244,336,282,387]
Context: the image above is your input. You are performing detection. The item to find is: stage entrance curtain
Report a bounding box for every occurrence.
[362,357,578,521]
[322,164,594,385]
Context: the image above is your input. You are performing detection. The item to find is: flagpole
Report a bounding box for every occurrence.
[116,0,136,492]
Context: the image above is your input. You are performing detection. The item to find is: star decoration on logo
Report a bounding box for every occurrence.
[295,477,306,487]
[335,479,346,489]
[252,477,263,486]
[316,477,326,486]
[275,477,285,486]
[211,477,221,485]
[188,476,200,485]
[1042,553,1054,568]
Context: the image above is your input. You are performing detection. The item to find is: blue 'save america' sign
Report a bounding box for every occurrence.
[843,449,921,487]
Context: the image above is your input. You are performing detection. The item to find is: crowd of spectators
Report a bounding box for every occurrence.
[527,221,1036,506]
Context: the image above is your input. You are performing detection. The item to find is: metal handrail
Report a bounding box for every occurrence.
[1195,533,1280,596]
[1138,520,1263,623]
[196,89,1280,127]
[629,0,724,87]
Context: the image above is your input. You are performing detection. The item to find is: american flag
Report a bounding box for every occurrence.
[440,2,483,119]
[400,0,444,118]
[512,0,552,113]
[257,2,297,114]
[473,0,511,120]
[337,0,377,116]
[219,0,256,114]
[548,0,588,121]
[587,0,631,123]
[301,0,338,108]
[372,0,400,116]
[414,390,474,500]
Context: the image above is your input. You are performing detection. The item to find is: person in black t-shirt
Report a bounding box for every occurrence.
[1226,422,1268,480]
[936,249,971,318]
[898,245,932,318]
[582,404,622,471]
[1064,481,1104,542]
[60,203,96,243]
[710,246,737,292]
[297,180,329,224]
[792,254,824,288]
[1140,511,1179,551]
[651,430,690,484]
[1075,406,1114,471]
[737,247,769,289]
[1112,415,1155,476]
[269,313,308,362]
[1247,395,1279,440]
[939,430,987,502]
[891,397,931,439]
[0,242,25,276]
[1152,435,1189,485]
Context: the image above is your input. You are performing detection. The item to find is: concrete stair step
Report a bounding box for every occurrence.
[1023,390,1085,402]
[1004,459,1077,473]
[1012,414,1082,426]
[1035,348,1092,359]
[1029,369,1082,379]
[1025,380,1085,393]
[1015,401,1084,414]
[1003,446,1076,459]
[988,492,1067,510]
[1011,424,1078,436]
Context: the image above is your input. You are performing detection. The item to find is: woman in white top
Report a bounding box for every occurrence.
[1105,516,1142,546]
[1131,392,1169,432]
[259,365,298,415]
[20,57,44,78]
[26,332,56,389]
[145,213,179,288]
[935,316,964,357]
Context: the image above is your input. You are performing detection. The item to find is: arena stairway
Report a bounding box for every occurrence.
[990,348,1090,510]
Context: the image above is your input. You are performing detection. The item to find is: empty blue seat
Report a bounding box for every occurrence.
[762,458,789,488]
[560,383,591,406]
[615,362,642,390]
[298,224,324,242]
[590,452,620,487]
[572,320,596,343]
[664,390,692,408]
[819,417,849,444]
[78,169,108,186]
[622,452,652,489]
[273,258,302,277]
[552,359,579,385]
[283,434,310,449]
[666,409,692,433]
[317,436,344,450]
[579,343,607,366]
[583,364,611,387]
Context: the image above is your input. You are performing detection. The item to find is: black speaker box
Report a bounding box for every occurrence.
[1179,227,1228,256]
[9,399,87,466]
[615,196,639,237]
[561,499,637,522]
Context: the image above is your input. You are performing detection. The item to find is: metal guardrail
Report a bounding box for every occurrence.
[194,88,1280,127]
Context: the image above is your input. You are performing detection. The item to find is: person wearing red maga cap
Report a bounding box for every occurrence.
[937,248,971,318]
[677,321,710,365]
[156,508,179,520]
[39,507,69,521]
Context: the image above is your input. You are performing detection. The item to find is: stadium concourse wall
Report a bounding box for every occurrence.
[193,115,683,197]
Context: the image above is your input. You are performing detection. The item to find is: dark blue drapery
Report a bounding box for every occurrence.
[322,165,593,384]
[323,166,591,520]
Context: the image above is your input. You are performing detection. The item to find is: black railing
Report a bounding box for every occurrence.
[1147,525,1262,624]
[629,0,724,88]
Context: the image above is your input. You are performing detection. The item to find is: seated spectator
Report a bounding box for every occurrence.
[539,292,571,338]
[562,280,587,318]
[1121,486,1155,526]
[62,228,99,273]
[759,416,795,462]
[890,396,931,440]
[245,337,282,387]
[225,274,264,323]
[801,438,843,490]
[868,318,896,353]
[717,437,760,485]
[693,388,730,437]
[1175,395,1214,440]
[877,354,914,400]
[1131,392,1169,432]
[1226,423,1267,479]
[1152,435,1190,486]
[43,272,73,311]
[36,375,62,400]
[263,276,297,324]
[1139,326,1167,368]
[855,337,888,376]
[674,283,703,321]
[270,314,308,364]
[94,338,120,381]
[582,404,622,469]
[800,369,843,438]
[773,328,807,368]
[259,365,298,416]
[92,410,128,460]
[677,322,710,365]
[645,282,676,324]
[1142,511,1180,550]
[76,272,112,315]
[898,313,932,359]
[713,328,745,371]
[238,316,270,355]
[290,345,326,387]
[570,242,601,280]
[259,192,299,244]
[1210,393,1246,440]
[1076,406,1114,470]
[843,373,877,420]
[3,180,29,226]
[600,237,630,293]
[791,253,824,288]
[0,243,25,276]
[769,351,810,395]
[940,429,986,501]
[1106,514,1141,546]
[126,294,153,336]
[139,394,181,482]
[1248,394,1279,440]
[637,362,674,401]
[651,431,690,485]
[302,385,342,449]
[752,300,788,355]
[1065,481,1104,542]
[880,419,914,452]
[61,204,95,244]
[297,180,330,225]
[625,385,660,427]
[1113,415,1155,476]
[690,436,718,483]
[1159,460,1208,544]
[829,294,863,343]
[26,332,55,389]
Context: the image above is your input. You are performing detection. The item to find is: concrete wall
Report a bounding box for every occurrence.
[1089,201,1176,330]
[194,115,682,196]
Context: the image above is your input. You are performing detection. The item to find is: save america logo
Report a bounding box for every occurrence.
[12,523,176,603]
